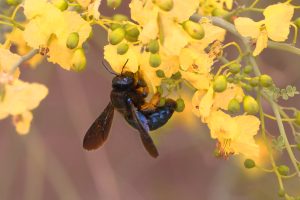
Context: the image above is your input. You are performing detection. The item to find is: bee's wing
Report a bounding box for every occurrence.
[129,100,159,158]
[83,102,114,150]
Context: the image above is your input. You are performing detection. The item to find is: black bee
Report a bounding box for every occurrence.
[83,63,176,158]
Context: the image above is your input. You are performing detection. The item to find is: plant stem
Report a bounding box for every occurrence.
[9,49,39,74]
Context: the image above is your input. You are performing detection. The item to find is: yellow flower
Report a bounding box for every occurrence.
[0,80,48,120]
[208,110,260,158]
[234,3,294,56]
[130,0,200,55]
[192,84,244,122]
[12,111,33,135]
[23,0,92,70]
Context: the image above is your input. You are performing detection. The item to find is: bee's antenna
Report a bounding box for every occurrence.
[121,59,129,74]
[102,60,117,75]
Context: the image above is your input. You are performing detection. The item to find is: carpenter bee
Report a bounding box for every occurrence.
[83,62,176,158]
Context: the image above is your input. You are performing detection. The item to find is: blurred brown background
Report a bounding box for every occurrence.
[0,0,300,199]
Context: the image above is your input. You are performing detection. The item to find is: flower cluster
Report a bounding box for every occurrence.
[1,0,300,198]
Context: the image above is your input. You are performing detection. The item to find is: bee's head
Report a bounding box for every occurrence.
[112,71,135,90]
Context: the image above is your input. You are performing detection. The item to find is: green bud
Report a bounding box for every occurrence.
[294,18,300,28]
[171,71,181,80]
[52,0,68,11]
[244,159,256,169]
[296,143,300,151]
[228,98,240,113]
[158,97,166,107]
[278,165,290,176]
[117,43,129,55]
[243,96,259,115]
[6,0,21,5]
[155,0,174,11]
[109,27,125,45]
[249,77,259,87]
[259,74,273,88]
[226,76,234,83]
[244,65,253,74]
[213,75,227,93]
[175,98,185,112]
[66,32,80,49]
[147,40,160,54]
[107,0,122,9]
[212,7,228,16]
[294,112,300,126]
[156,70,165,78]
[278,189,285,198]
[182,20,205,40]
[229,63,241,74]
[241,83,253,92]
[71,48,87,72]
[112,14,128,22]
[149,53,161,68]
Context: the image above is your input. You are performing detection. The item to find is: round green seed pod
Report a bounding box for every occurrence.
[212,7,228,16]
[175,98,185,112]
[71,48,87,72]
[124,24,140,42]
[228,98,240,113]
[244,65,253,74]
[107,0,122,9]
[229,63,241,74]
[117,43,129,55]
[244,159,256,169]
[155,0,174,11]
[259,74,273,88]
[109,27,125,45]
[147,40,159,54]
[294,18,300,28]
[156,70,165,78]
[52,0,68,11]
[243,96,259,115]
[182,20,205,40]
[227,76,234,83]
[213,75,227,93]
[110,23,122,30]
[112,14,128,22]
[241,83,253,92]
[66,32,80,49]
[278,165,290,176]
[149,53,161,68]
[296,144,300,151]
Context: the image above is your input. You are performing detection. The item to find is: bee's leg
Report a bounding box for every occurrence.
[140,93,161,114]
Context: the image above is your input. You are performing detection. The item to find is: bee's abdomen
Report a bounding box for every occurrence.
[147,99,176,131]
